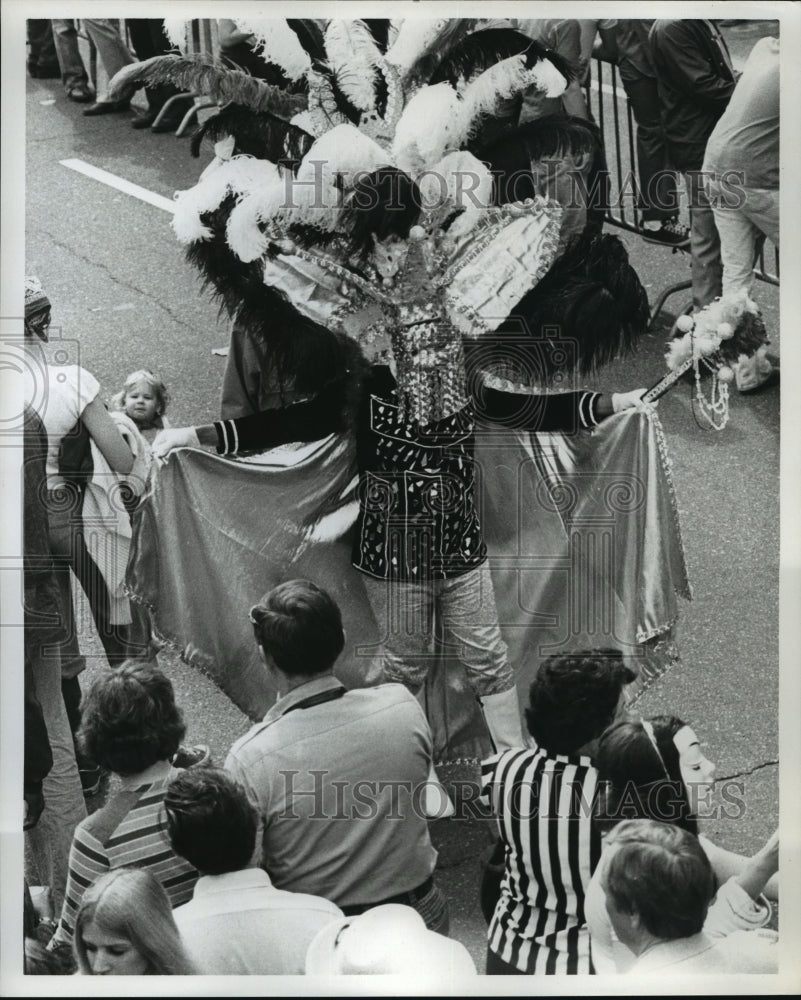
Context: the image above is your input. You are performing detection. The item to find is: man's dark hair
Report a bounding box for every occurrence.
[78,660,185,775]
[251,579,344,678]
[604,819,715,941]
[524,649,634,754]
[163,768,257,875]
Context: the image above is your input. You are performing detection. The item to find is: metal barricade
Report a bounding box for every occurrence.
[152,19,220,135]
[584,55,779,324]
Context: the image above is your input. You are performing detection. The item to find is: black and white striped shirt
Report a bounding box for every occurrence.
[480,747,601,974]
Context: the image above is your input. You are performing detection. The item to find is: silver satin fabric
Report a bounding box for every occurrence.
[128,407,689,762]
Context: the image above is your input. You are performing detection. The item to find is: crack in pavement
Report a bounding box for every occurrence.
[718,759,779,782]
[33,227,199,335]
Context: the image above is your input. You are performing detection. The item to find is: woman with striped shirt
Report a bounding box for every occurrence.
[480,649,634,974]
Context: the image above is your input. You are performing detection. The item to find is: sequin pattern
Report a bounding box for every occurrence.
[354,387,485,581]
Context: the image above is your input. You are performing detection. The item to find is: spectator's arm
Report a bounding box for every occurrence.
[218,18,253,52]
[51,826,110,947]
[81,397,135,475]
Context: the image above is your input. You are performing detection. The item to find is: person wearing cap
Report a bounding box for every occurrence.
[305,903,477,977]
[224,579,449,932]
[165,766,342,974]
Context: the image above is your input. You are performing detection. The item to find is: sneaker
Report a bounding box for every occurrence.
[172,744,211,769]
[642,218,691,249]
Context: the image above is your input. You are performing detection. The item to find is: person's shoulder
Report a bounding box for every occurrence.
[348,682,425,714]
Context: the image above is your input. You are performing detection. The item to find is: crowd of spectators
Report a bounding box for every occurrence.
[22,15,781,980]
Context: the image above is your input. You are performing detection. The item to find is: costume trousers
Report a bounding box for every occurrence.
[24,639,87,916]
[50,19,90,90]
[621,74,679,221]
[684,171,723,309]
[362,564,513,698]
[705,178,779,296]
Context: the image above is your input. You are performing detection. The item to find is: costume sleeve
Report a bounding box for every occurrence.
[650,21,734,113]
[52,824,111,946]
[478,384,603,432]
[213,373,354,455]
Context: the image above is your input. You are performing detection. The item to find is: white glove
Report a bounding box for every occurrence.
[151,426,201,463]
[611,388,647,413]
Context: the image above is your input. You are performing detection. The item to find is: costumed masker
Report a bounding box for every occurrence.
[118,20,686,758]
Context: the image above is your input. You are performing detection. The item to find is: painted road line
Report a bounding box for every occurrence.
[59,158,176,214]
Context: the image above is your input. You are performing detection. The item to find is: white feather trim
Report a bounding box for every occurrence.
[171,157,279,244]
[233,19,311,82]
[392,83,465,174]
[527,58,569,97]
[458,54,533,144]
[297,124,394,187]
[419,151,493,211]
[385,18,447,75]
[324,20,382,112]
[665,335,692,370]
[161,19,188,52]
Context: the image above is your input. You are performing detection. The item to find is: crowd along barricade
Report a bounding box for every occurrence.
[584,56,779,328]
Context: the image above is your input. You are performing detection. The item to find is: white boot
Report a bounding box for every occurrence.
[423,762,456,819]
[479,687,527,752]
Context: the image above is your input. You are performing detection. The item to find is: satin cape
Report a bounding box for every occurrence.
[128,406,690,762]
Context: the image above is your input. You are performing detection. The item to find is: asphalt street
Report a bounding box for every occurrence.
[19,19,783,971]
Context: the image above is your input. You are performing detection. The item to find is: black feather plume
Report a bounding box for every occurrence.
[287,19,327,63]
[429,27,574,87]
[495,231,649,377]
[190,104,314,165]
[108,55,307,117]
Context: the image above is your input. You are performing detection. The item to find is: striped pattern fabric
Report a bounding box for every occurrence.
[480,747,601,974]
[54,774,198,945]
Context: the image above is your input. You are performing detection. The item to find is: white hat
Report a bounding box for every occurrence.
[305,903,477,978]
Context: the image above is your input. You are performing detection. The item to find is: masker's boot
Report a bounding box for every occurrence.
[479,686,527,752]
[423,761,456,819]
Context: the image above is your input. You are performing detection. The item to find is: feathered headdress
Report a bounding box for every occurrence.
[110,19,645,420]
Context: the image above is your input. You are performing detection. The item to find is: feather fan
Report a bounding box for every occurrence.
[107,55,308,118]
[429,27,546,86]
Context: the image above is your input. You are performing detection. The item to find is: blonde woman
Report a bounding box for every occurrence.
[74,869,195,975]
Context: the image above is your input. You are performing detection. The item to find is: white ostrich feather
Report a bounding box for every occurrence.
[392,84,465,174]
[161,19,188,52]
[171,157,279,244]
[458,54,532,143]
[297,124,394,187]
[527,58,569,97]
[233,19,311,82]
[225,181,286,262]
[324,20,382,112]
[385,18,447,76]
[419,151,493,211]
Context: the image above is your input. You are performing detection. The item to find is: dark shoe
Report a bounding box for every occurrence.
[131,112,158,129]
[172,744,211,769]
[66,83,94,103]
[29,62,61,79]
[82,99,130,116]
[642,218,691,249]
